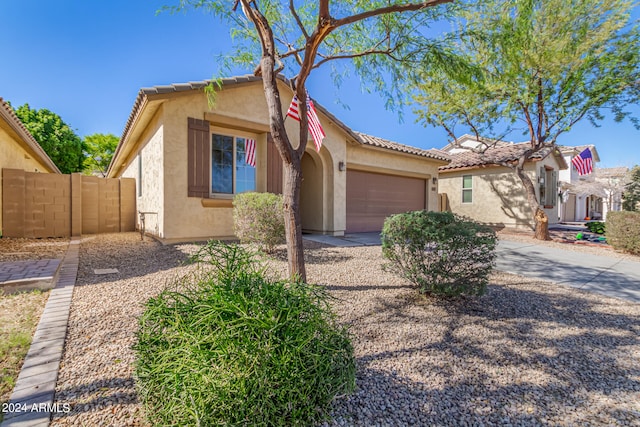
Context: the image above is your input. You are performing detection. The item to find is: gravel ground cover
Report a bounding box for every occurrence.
[47,232,639,426]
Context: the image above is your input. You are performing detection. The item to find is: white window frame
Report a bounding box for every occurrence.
[462,174,473,204]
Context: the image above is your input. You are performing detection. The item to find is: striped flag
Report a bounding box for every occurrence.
[307,99,325,152]
[286,93,325,151]
[245,138,256,167]
[571,148,593,176]
[286,95,301,121]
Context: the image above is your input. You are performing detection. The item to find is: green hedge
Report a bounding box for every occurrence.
[607,211,640,255]
[381,211,497,297]
[134,242,355,426]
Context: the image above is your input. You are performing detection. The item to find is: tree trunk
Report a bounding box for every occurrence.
[282,156,307,281]
[534,208,550,240]
[515,164,551,240]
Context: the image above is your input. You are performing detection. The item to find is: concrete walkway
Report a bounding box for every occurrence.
[303,232,640,303]
[1,238,80,427]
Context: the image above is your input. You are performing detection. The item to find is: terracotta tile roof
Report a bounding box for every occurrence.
[439,142,556,171]
[354,132,450,162]
[114,75,451,173]
[0,98,60,173]
[597,166,629,178]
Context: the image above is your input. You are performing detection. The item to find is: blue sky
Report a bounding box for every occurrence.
[1,0,638,168]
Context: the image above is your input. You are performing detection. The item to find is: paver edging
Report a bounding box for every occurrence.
[1,238,80,427]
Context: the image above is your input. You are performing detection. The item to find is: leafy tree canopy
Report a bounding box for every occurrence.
[83,133,119,177]
[409,0,640,239]
[13,103,85,174]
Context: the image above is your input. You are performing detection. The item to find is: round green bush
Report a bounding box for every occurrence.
[381,211,497,296]
[233,192,285,253]
[134,243,355,426]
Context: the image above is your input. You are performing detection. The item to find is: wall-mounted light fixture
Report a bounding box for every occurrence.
[338,161,345,171]
[432,177,438,184]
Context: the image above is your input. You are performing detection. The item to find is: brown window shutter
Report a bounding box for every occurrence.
[266,133,283,194]
[187,117,210,198]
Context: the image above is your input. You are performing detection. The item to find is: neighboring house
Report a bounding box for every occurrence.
[595,166,628,220]
[438,135,568,229]
[107,76,450,243]
[557,145,602,221]
[0,97,60,235]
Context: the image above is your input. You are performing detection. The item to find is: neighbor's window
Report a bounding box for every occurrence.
[211,133,256,195]
[462,175,472,203]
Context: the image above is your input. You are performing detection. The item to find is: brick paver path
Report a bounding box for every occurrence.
[0,260,61,284]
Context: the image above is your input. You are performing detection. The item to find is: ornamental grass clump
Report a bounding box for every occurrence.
[134,241,355,427]
[381,211,497,297]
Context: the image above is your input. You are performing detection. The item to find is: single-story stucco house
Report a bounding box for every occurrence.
[107,75,450,243]
[438,135,568,229]
[1,98,60,235]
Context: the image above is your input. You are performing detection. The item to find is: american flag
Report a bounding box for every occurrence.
[286,93,325,151]
[245,138,256,167]
[571,148,593,176]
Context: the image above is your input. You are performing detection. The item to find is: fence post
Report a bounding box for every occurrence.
[70,173,83,237]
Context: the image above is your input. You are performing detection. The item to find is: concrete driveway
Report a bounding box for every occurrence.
[304,233,640,303]
[496,240,640,303]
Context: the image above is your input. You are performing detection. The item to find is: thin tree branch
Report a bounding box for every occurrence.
[290,0,309,39]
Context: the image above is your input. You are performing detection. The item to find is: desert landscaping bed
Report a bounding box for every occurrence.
[29,232,639,426]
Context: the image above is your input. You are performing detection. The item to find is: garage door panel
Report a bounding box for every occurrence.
[346,170,425,233]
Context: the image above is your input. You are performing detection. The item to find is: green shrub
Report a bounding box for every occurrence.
[381,211,497,297]
[586,221,606,234]
[606,211,640,255]
[233,192,285,253]
[134,241,355,427]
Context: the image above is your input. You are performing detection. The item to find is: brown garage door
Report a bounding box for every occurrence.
[346,170,426,233]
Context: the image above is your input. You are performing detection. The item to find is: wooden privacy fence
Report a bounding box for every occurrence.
[2,168,136,238]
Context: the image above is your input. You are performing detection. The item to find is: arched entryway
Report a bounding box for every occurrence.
[300,150,324,233]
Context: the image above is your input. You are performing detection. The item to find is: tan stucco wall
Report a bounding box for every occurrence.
[156,81,350,241]
[439,159,562,229]
[120,107,165,237]
[114,80,448,241]
[0,124,56,234]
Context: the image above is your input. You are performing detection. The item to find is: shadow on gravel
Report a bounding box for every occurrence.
[328,365,639,426]
[75,236,192,287]
[334,282,640,426]
[269,244,354,265]
[51,376,139,422]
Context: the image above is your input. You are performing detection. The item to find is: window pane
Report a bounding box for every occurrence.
[236,138,256,193]
[462,175,472,189]
[212,134,233,194]
[462,189,472,203]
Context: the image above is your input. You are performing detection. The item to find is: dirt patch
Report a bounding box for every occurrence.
[0,289,50,416]
[0,238,68,262]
